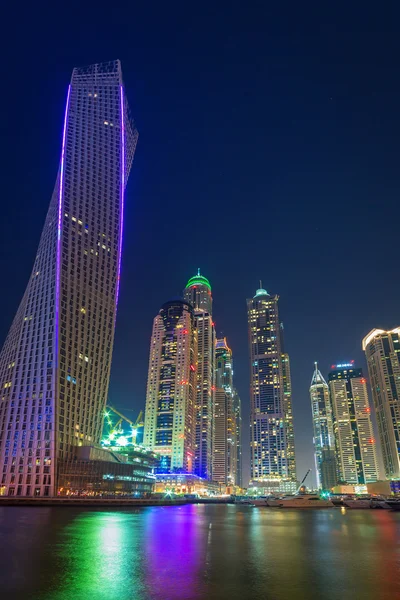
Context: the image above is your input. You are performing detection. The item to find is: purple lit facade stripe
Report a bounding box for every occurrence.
[55,84,71,368]
[115,84,125,313]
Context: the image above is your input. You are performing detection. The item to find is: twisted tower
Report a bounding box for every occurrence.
[0,61,138,497]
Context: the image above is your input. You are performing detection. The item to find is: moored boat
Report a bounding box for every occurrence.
[385,499,400,511]
[266,496,284,507]
[233,497,255,506]
[278,494,333,508]
[370,497,391,509]
[252,497,269,506]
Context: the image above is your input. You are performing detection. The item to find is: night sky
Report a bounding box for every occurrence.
[1,6,400,486]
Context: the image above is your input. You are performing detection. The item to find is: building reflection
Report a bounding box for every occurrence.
[143,504,207,599]
[1,506,400,599]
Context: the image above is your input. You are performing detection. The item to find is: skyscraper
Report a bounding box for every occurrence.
[213,388,228,485]
[213,338,237,486]
[363,328,400,479]
[247,286,295,484]
[183,271,215,479]
[329,364,378,484]
[281,352,296,480]
[310,363,337,490]
[0,61,138,497]
[232,388,242,487]
[143,299,197,473]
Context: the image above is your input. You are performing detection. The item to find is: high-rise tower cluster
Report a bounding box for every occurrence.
[8,59,398,500]
[309,360,379,489]
[144,271,242,489]
[310,326,400,491]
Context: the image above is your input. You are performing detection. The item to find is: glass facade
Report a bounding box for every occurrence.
[0,61,138,497]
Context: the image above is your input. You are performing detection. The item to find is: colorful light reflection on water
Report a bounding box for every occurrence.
[0,505,400,600]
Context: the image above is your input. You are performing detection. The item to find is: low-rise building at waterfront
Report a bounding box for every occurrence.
[248,478,298,496]
[57,445,158,497]
[153,473,220,496]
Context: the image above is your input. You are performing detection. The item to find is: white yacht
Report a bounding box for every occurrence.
[278,494,333,508]
[252,497,269,506]
[252,496,281,506]
[266,497,285,507]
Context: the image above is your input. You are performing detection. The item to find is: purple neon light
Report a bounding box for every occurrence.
[55,84,71,369]
[115,84,125,312]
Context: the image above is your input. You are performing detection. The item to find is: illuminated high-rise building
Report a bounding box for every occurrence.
[143,299,197,473]
[281,352,296,480]
[363,328,400,479]
[213,386,228,485]
[183,271,215,479]
[0,61,137,497]
[310,363,337,490]
[328,363,378,484]
[213,338,238,486]
[247,286,296,484]
[233,388,242,487]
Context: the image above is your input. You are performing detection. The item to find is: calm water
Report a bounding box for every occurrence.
[0,504,400,600]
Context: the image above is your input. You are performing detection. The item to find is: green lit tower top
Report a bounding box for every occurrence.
[184,268,212,314]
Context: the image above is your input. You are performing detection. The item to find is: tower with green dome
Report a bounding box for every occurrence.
[184,269,212,314]
[183,270,215,480]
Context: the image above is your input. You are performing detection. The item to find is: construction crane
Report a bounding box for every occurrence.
[105,405,144,444]
[296,469,311,494]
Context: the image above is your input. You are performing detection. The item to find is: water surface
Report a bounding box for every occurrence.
[0,504,399,600]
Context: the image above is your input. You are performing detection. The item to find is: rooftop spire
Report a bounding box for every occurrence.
[310,362,328,387]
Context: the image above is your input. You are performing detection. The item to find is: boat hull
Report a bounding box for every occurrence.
[343,500,371,509]
[252,499,269,506]
[279,501,333,508]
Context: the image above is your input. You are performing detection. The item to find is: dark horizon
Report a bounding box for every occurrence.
[1,5,400,486]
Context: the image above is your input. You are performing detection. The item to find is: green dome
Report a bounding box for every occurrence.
[185,269,211,291]
[254,288,269,298]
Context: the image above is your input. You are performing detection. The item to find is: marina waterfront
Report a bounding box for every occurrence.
[1,504,400,600]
